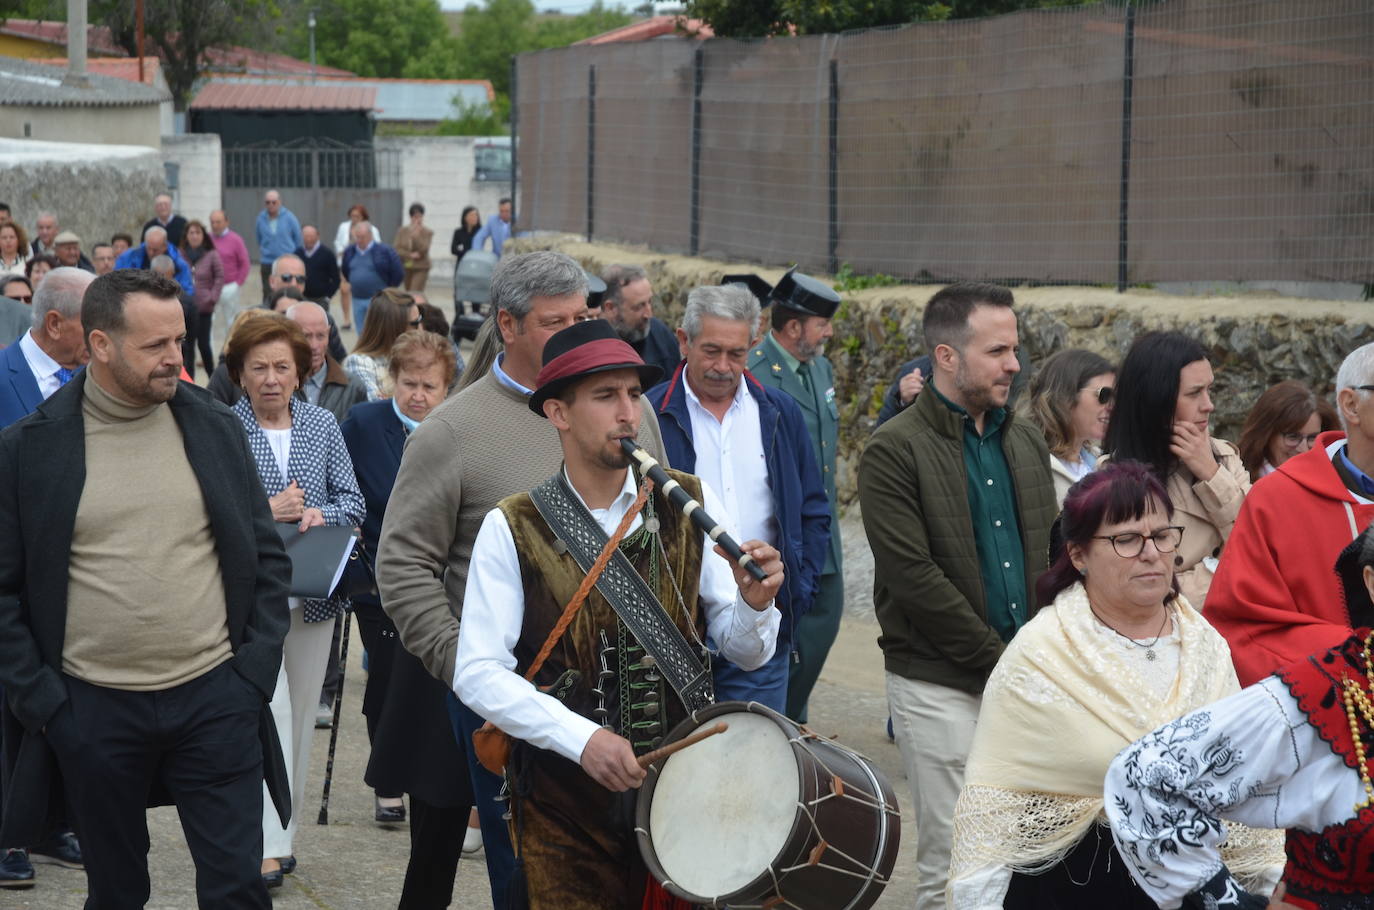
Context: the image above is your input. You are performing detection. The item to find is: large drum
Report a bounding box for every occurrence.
[636,702,900,910]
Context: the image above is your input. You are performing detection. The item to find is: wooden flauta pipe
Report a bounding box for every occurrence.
[638,721,728,769]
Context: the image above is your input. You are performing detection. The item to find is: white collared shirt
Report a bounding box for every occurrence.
[453,466,779,763]
[19,330,64,400]
[682,374,777,549]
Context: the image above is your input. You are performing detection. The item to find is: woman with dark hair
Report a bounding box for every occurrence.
[25,254,57,289]
[1236,380,1339,482]
[1022,349,1115,506]
[109,233,134,257]
[343,288,420,399]
[1103,331,1249,607]
[335,204,381,330]
[180,219,223,377]
[226,315,365,887]
[450,206,481,314]
[394,202,433,292]
[947,461,1284,909]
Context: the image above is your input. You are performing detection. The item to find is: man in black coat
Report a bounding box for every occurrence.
[141,192,187,248]
[0,269,291,907]
[296,224,341,309]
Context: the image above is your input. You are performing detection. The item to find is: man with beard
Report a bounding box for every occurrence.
[599,264,679,380]
[454,318,782,909]
[857,281,1056,910]
[0,269,291,907]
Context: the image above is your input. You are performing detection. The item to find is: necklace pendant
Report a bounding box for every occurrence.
[1146,648,1157,662]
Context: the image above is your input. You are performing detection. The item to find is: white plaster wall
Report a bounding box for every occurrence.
[0,105,162,150]
[375,136,511,282]
[162,133,223,223]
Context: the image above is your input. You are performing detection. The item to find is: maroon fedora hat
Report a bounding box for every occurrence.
[529,320,663,417]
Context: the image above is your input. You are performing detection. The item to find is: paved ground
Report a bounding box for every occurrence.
[14,276,919,908]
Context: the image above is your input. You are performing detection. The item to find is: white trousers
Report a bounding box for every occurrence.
[886,672,982,910]
[262,608,335,859]
[212,281,242,358]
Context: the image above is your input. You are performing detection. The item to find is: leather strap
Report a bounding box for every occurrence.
[530,471,714,714]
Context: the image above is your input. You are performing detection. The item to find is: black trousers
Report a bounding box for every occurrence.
[47,662,269,910]
[397,797,467,910]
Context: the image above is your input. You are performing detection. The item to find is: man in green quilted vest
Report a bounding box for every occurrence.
[452,319,785,910]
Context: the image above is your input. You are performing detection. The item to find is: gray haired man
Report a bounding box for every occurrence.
[643,284,830,713]
[0,267,94,429]
[376,250,671,909]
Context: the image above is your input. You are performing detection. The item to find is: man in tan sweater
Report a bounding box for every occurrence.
[0,269,292,908]
[377,250,668,907]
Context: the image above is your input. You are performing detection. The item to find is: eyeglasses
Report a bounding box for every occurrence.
[1091,526,1184,559]
[8,293,31,303]
[279,274,306,284]
[1281,432,1320,449]
[1088,386,1113,405]
[408,319,423,328]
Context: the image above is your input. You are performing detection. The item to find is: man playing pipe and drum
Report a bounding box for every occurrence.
[452,319,784,909]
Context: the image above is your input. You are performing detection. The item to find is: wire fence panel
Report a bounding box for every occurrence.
[514,0,1374,285]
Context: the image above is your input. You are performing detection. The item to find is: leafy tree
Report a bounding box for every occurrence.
[5,0,278,111]
[685,0,1094,36]
[275,0,460,79]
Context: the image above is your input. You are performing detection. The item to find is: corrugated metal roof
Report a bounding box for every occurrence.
[195,77,494,122]
[189,82,377,112]
[0,54,169,107]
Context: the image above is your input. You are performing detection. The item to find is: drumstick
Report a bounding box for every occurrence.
[638,721,728,769]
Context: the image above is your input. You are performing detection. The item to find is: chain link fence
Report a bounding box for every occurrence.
[514,0,1373,286]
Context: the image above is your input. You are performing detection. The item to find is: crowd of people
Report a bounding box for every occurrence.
[0,191,1368,910]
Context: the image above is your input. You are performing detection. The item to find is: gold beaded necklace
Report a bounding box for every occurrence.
[1338,630,1374,811]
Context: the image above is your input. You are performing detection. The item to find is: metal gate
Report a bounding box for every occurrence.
[222,145,404,259]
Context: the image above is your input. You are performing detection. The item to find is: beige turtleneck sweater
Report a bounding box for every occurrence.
[63,375,232,690]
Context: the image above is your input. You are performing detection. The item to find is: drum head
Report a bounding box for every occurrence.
[647,710,799,898]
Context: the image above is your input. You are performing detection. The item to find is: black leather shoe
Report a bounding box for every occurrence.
[29,831,82,869]
[261,867,283,889]
[0,849,35,889]
[278,855,296,875]
[375,796,406,825]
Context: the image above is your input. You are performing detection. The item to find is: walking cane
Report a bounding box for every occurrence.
[318,611,351,824]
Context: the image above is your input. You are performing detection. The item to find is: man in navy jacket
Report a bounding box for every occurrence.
[646,284,830,714]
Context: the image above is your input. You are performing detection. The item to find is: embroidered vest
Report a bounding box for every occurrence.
[1275,631,1374,907]
[499,469,706,755]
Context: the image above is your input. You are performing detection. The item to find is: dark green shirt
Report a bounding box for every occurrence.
[933,386,1028,642]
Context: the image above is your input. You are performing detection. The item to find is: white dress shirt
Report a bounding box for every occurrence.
[19,330,64,400]
[682,375,777,549]
[454,466,780,764]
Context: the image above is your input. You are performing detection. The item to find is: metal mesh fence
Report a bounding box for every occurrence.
[514,0,1373,286]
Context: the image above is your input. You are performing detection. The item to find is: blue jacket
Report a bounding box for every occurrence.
[338,400,404,609]
[341,242,404,290]
[114,243,194,297]
[0,341,42,430]
[646,365,831,644]
[255,208,304,265]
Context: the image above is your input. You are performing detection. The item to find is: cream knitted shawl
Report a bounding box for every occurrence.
[947,583,1284,896]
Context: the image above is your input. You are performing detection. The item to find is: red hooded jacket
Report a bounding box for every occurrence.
[1206,431,1374,686]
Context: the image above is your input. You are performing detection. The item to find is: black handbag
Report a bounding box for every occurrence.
[333,539,376,599]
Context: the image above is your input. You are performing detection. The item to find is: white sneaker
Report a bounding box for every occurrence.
[462,824,483,854]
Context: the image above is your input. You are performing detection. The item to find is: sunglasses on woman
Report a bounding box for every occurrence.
[1088,386,1113,405]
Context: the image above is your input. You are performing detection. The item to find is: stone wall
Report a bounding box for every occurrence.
[0,138,166,249]
[375,136,511,283]
[508,233,1374,503]
[162,134,223,226]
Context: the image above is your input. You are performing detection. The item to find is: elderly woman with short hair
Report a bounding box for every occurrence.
[946,460,1284,909]
[226,314,365,888]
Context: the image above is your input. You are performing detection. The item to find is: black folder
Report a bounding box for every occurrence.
[274,523,357,599]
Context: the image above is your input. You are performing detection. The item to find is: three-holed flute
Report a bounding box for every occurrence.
[619,437,769,582]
